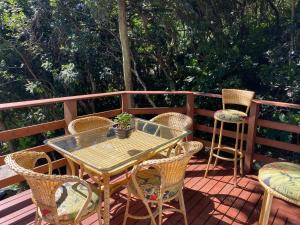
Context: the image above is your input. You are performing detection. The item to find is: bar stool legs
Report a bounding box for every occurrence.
[213,121,224,168]
[233,123,240,184]
[204,119,217,178]
[204,119,245,186]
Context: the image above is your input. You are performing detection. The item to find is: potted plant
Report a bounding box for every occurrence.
[113,112,134,139]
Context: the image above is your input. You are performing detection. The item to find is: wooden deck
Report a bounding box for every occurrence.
[1,156,299,225]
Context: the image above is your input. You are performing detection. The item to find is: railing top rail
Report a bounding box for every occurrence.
[193,92,300,110]
[0,90,299,111]
[0,91,123,110]
[125,90,193,95]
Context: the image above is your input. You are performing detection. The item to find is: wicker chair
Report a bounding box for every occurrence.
[68,116,113,134]
[258,162,300,225]
[204,89,255,185]
[5,151,102,225]
[150,112,193,131]
[122,141,202,225]
[150,112,193,157]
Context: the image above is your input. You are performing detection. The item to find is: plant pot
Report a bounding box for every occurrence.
[113,126,133,139]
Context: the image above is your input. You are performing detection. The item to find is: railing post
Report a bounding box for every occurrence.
[245,101,260,173]
[64,100,77,134]
[186,93,194,141]
[121,92,129,113]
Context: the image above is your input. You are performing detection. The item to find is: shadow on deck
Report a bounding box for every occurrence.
[1,156,299,225]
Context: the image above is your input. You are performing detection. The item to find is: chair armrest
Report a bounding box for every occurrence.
[33,152,53,175]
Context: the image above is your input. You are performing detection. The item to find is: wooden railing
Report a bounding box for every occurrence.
[0,91,299,189]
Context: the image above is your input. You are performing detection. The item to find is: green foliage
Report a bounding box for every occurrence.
[113,112,133,129]
[0,0,299,159]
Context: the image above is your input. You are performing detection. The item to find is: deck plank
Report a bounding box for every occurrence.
[0,156,299,225]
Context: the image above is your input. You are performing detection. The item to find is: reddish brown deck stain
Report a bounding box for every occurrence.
[0,156,299,225]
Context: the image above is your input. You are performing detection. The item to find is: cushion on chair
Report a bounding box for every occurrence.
[128,169,180,201]
[41,182,99,222]
[259,162,300,202]
[214,109,247,123]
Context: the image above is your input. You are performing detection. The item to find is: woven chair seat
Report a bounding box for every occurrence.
[259,162,300,203]
[128,169,180,201]
[41,182,100,222]
[214,109,247,123]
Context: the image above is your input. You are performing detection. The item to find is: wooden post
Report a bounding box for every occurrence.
[121,92,129,113]
[63,100,78,175]
[64,100,77,134]
[186,93,194,141]
[245,101,260,173]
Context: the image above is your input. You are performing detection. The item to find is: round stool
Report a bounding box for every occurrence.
[204,89,255,185]
[258,162,300,225]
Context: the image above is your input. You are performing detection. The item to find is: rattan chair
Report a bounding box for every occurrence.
[68,116,113,134]
[150,112,193,131]
[150,112,193,157]
[5,151,102,225]
[122,141,202,225]
[258,162,300,225]
[204,89,255,185]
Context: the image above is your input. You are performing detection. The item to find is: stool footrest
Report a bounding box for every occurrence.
[212,147,243,161]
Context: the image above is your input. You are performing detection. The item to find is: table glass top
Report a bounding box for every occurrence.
[45,118,191,172]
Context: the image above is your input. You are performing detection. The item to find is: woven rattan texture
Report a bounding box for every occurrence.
[68,116,113,134]
[222,89,255,110]
[4,151,101,225]
[150,112,192,131]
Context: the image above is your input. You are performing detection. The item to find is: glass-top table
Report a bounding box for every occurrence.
[45,118,191,225]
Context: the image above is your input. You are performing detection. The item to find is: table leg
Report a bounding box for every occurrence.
[103,174,111,225]
[66,158,76,175]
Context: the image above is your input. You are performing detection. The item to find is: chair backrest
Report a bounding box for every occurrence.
[138,151,195,189]
[68,116,113,134]
[150,112,193,131]
[222,89,255,113]
[4,151,84,222]
[174,141,203,155]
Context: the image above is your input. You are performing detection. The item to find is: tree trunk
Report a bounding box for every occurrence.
[118,0,133,107]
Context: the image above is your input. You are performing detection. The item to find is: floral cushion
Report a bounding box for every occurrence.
[41,182,99,222]
[259,162,300,202]
[128,169,180,201]
[214,109,247,123]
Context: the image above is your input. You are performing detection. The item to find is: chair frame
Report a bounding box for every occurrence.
[123,142,200,225]
[204,89,255,185]
[5,151,102,225]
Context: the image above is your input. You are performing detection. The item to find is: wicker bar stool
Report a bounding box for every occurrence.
[68,116,113,134]
[204,89,255,185]
[258,162,300,225]
[123,141,202,225]
[5,151,102,225]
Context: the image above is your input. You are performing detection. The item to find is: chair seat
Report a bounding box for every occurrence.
[259,162,300,202]
[41,182,100,222]
[128,169,180,201]
[214,109,247,123]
